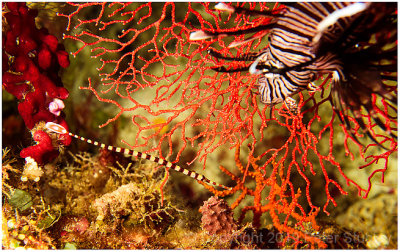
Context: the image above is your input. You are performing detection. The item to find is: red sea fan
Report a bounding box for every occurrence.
[60,2,397,248]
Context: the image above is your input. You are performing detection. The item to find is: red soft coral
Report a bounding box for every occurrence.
[2,2,71,165]
[2,72,30,99]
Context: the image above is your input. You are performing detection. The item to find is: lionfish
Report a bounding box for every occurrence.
[190,2,397,146]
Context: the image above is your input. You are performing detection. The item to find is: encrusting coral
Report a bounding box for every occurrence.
[199,196,237,238]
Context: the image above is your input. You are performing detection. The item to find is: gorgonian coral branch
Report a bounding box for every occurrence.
[61,2,397,248]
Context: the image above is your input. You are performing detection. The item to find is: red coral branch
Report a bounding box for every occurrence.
[60,3,397,248]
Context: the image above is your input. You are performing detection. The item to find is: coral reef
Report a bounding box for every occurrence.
[1,147,398,249]
[2,2,397,249]
[59,6,396,248]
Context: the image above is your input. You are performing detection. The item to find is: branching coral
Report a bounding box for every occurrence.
[57,2,397,248]
[201,145,325,248]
